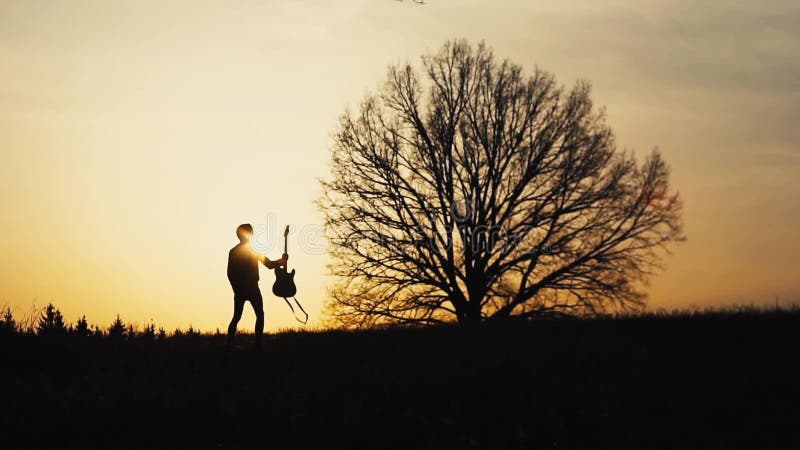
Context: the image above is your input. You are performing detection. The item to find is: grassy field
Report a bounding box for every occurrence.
[3,309,798,449]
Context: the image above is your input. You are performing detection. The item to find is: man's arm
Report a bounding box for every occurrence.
[261,253,289,270]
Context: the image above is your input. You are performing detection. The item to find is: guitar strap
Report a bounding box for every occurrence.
[278,225,307,324]
[282,296,308,324]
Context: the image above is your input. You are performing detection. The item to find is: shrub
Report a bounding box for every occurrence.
[186,325,200,337]
[0,306,16,334]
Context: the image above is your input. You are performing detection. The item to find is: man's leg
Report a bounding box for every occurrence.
[227,296,245,346]
[252,291,265,348]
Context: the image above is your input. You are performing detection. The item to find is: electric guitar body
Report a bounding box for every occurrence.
[272,225,297,298]
[272,266,296,298]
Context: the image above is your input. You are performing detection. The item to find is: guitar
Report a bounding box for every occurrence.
[272,225,297,298]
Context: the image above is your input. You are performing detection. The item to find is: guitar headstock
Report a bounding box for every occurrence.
[283,225,290,238]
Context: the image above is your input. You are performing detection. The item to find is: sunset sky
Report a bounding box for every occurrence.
[1,0,798,331]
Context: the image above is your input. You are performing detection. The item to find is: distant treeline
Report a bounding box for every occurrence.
[1,301,797,339]
[0,302,206,339]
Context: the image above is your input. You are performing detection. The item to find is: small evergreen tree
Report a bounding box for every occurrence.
[73,315,91,337]
[0,307,16,334]
[143,321,156,340]
[126,324,137,339]
[157,327,166,341]
[108,315,126,339]
[93,325,104,337]
[37,303,67,335]
[173,328,183,338]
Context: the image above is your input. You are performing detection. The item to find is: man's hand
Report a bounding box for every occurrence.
[263,254,289,270]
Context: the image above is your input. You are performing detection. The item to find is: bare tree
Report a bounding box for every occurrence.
[320,40,684,327]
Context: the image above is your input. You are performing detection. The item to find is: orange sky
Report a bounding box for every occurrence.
[1,0,798,331]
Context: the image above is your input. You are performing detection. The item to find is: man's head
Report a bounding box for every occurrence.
[236,223,253,243]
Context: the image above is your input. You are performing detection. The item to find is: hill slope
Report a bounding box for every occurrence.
[3,311,798,449]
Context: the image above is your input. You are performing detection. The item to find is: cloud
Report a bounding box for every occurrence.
[502,2,800,95]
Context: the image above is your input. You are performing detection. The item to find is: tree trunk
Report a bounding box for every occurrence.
[457,301,483,324]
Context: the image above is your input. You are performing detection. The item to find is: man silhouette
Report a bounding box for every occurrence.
[227,223,287,348]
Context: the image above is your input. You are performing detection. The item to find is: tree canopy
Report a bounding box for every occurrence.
[321,40,684,326]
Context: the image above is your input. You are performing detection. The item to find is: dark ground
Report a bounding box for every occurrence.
[2,310,798,449]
